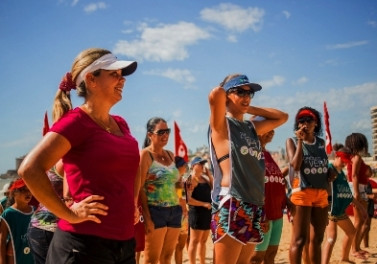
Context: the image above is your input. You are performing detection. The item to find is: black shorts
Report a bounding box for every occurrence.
[46,228,136,264]
[189,206,211,230]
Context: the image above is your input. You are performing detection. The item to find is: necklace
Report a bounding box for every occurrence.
[149,149,166,162]
[91,115,112,133]
[82,106,112,133]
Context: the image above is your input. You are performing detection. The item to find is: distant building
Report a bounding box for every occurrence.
[0,155,24,180]
[371,106,377,161]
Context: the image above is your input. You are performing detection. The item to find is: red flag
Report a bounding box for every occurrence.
[323,102,333,154]
[43,111,50,136]
[174,121,188,162]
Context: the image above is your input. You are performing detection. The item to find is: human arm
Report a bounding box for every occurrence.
[352,197,367,219]
[186,182,212,210]
[138,149,154,234]
[133,166,141,224]
[248,106,288,136]
[286,137,303,171]
[0,219,9,264]
[18,132,108,224]
[208,86,229,158]
[350,155,361,201]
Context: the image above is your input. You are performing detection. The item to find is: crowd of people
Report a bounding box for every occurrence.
[0,47,376,264]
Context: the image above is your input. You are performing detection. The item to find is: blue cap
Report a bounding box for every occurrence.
[223,75,262,92]
[175,156,187,168]
[190,156,207,167]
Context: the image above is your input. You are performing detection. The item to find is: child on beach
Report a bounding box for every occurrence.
[0,178,34,264]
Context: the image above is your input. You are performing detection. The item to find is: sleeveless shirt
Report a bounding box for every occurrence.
[209,117,265,205]
[291,136,329,190]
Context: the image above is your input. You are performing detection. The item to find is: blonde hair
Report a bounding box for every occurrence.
[52,48,111,122]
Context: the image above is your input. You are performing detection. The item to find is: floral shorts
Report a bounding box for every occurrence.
[210,195,265,245]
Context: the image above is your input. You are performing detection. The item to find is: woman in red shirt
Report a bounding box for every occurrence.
[345,132,370,259]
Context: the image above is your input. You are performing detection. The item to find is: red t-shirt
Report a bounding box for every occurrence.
[51,108,139,240]
[347,157,368,185]
[263,151,287,220]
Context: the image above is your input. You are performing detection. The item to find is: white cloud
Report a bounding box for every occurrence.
[292,76,308,85]
[322,59,339,66]
[227,35,238,43]
[326,40,368,50]
[84,2,107,13]
[351,119,371,130]
[114,22,210,62]
[367,20,377,27]
[259,75,285,89]
[282,10,291,19]
[200,3,265,33]
[71,0,79,6]
[144,68,196,89]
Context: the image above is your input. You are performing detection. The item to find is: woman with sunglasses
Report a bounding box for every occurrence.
[139,117,182,264]
[208,73,288,264]
[286,106,336,264]
[18,48,140,264]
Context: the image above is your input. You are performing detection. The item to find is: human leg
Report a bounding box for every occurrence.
[188,228,200,264]
[289,206,311,264]
[321,219,337,264]
[144,227,167,264]
[251,220,272,264]
[159,227,180,264]
[308,206,328,264]
[362,215,371,248]
[263,218,283,264]
[198,229,210,264]
[174,232,188,264]
[214,235,244,264]
[351,203,367,254]
[337,217,356,262]
[27,226,54,264]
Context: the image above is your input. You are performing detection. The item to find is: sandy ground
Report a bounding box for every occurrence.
[140,216,377,264]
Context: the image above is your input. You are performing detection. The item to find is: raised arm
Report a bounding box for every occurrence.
[209,86,227,138]
[248,106,288,136]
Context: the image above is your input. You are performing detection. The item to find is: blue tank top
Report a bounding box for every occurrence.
[292,136,329,190]
[209,117,265,205]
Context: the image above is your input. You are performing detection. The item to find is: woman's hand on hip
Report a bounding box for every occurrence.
[68,195,108,224]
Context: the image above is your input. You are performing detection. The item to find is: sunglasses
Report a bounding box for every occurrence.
[152,128,171,136]
[228,87,255,98]
[297,116,314,124]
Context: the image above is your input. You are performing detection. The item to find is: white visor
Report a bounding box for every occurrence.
[76,53,137,87]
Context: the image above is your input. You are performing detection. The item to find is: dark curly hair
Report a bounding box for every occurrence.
[293,106,323,137]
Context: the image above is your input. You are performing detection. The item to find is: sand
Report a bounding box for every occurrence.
[144,216,377,264]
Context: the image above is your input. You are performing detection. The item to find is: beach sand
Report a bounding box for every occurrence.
[140,216,377,263]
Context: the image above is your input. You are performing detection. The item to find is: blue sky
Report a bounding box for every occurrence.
[1,0,377,173]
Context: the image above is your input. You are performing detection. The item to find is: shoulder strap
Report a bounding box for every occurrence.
[166,150,173,162]
[147,151,154,161]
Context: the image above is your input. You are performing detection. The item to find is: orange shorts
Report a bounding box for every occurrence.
[290,188,328,208]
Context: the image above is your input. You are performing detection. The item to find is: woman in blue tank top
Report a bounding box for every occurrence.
[208,73,288,264]
[286,106,336,264]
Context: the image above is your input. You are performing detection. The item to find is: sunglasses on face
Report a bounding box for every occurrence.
[297,116,314,124]
[152,128,171,136]
[228,87,255,98]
